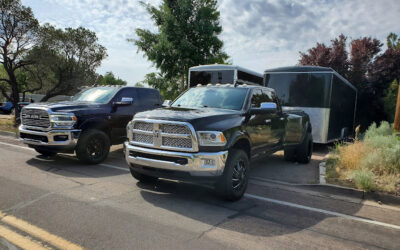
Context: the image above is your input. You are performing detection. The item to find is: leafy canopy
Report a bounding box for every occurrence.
[0,0,38,109]
[28,24,107,101]
[97,72,127,86]
[131,0,228,98]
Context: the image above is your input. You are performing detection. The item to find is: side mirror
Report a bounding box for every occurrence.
[250,102,277,114]
[162,100,172,107]
[114,97,133,106]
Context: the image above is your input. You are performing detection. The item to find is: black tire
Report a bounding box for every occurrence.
[216,149,249,201]
[75,129,110,164]
[129,167,158,183]
[34,148,57,157]
[284,147,296,161]
[296,132,313,164]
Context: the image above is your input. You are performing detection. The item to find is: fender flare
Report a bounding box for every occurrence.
[226,130,252,158]
[78,118,111,135]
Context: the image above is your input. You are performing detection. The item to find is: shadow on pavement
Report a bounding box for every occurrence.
[25,154,127,179]
[250,144,329,184]
[137,176,362,238]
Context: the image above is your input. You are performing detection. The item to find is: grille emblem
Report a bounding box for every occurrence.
[27,114,40,119]
[154,130,160,138]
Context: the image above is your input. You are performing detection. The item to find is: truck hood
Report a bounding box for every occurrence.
[26,101,106,114]
[134,107,245,131]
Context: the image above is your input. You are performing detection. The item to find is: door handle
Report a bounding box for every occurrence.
[265,119,271,124]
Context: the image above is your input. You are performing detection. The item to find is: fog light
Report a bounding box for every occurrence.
[54,135,68,141]
[201,158,215,167]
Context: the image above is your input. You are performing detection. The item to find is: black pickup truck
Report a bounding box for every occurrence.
[19,86,162,164]
[125,84,312,200]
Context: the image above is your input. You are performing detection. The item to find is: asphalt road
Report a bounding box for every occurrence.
[0,135,399,250]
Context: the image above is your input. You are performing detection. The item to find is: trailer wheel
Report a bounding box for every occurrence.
[76,129,110,164]
[216,148,249,201]
[296,132,313,164]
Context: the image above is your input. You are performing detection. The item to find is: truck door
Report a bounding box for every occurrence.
[110,88,139,142]
[263,89,285,146]
[246,89,274,155]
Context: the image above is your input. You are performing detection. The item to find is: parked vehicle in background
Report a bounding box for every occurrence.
[125,84,312,200]
[1,101,33,114]
[17,102,31,112]
[264,66,357,144]
[19,86,162,164]
[188,64,263,88]
[0,102,13,114]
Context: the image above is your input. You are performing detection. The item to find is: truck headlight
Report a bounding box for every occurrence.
[197,131,227,146]
[50,114,77,127]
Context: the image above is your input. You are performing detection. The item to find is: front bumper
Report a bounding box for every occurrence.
[18,125,81,148]
[125,142,228,177]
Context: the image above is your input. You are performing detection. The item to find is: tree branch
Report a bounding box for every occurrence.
[0,85,11,101]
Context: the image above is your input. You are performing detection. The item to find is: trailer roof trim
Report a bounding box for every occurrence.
[264,66,333,73]
[264,65,357,92]
[190,64,263,77]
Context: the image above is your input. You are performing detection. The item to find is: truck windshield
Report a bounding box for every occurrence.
[71,87,119,104]
[171,87,248,110]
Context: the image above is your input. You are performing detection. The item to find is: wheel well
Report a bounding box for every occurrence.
[306,121,312,133]
[232,139,251,159]
[80,123,111,138]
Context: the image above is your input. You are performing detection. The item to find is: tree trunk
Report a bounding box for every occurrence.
[394,83,400,132]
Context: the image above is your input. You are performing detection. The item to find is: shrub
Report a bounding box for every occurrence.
[337,141,365,170]
[362,133,400,174]
[364,121,392,139]
[352,169,375,192]
[329,122,400,193]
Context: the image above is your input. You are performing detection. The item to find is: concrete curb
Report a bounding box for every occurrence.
[0,130,17,138]
[318,160,400,206]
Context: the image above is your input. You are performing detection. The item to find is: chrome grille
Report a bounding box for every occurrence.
[133,122,153,131]
[161,124,191,134]
[21,109,50,128]
[132,133,153,144]
[131,120,197,152]
[162,137,192,148]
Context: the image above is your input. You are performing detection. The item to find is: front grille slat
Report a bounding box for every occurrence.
[21,109,50,128]
[161,124,191,134]
[162,137,192,148]
[133,122,153,131]
[132,133,153,144]
[131,121,196,152]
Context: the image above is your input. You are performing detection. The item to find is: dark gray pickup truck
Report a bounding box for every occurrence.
[125,84,312,200]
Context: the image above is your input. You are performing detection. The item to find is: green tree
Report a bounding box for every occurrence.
[387,33,400,50]
[0,0,39,119]
[131,0,228,98]
[383,79,399,122]
[28,24,107,101]
[142,72,180,100]
[96,72,127,86]
[134,82,145,87]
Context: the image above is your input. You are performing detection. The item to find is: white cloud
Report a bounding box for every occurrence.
[22,0,400,83]
[219,0,400,73]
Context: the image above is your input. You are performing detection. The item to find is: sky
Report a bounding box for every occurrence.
[21,0,400,85]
